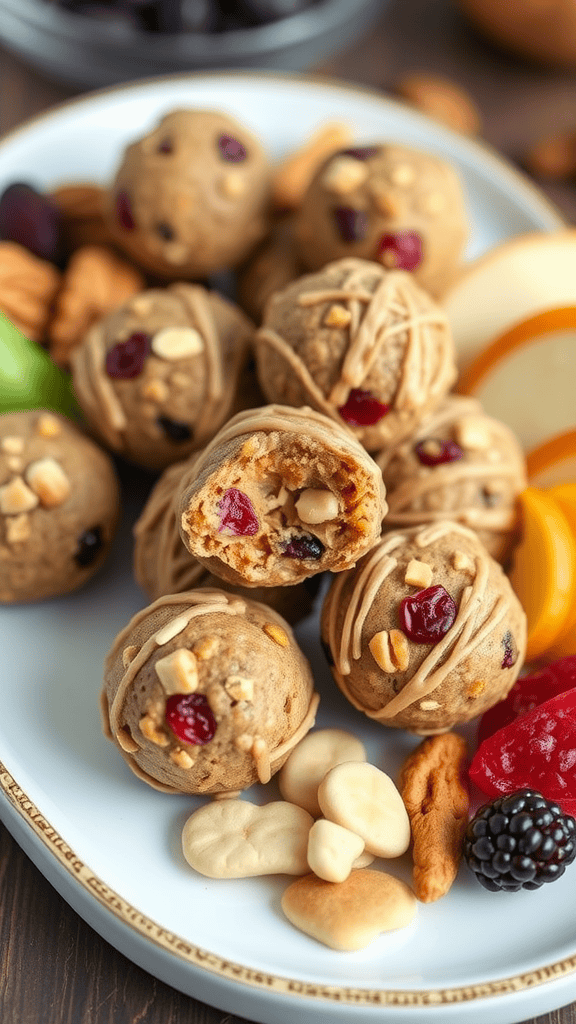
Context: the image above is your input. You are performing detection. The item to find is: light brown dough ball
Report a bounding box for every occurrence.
[0,410,120,603]
[293,143,468,298]
[177,404,387,589]
[373,395,527,563]
[105,108,272,279]
[133,457,319,624]
[321,521,526,734]
[102,589,319,795]
[71,283,253,471]
[255,258,456,452]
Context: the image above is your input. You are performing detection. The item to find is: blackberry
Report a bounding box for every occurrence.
[464,789,576,892]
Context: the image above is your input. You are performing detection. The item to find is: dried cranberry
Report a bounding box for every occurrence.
[157,138,173,154]
[333,206,369,243]
[116,189,135,231]
[282,535,324,559]
[377,231,423,271]
[218,134,247,162]
[157,416,192,442]
[217,488,259,536]
[477,656,576,748]
[501,630,518,669]
[165,692,216,746]
[414,439,464,466]
[340,146,380,161]
[74,526,103,567]
[399,584,457,644]
[338,388,389,426]
[105,332,150,379]
[470,687,576,814]
[0,182,63,264]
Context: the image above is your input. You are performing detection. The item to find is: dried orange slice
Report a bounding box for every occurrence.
[527,429,576,488]
[509,486,576,664]
[545,484,576,659]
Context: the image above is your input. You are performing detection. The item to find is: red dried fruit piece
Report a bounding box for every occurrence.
[477,655,576,747]
[116,189,135,231]
[333,206,369,243]
[377,230,423,271]
[470,687,576,815]
[282,534,324,560]
[105,332,150,379]
[338,388,389,426]
[217,487,259,536]
[501,629,518,669]
[0,182,63,264]
[399,584,457,644]
[340,146,380,161]
[165,692,216,746]
[414,438,464,466]
[218,134,247,162]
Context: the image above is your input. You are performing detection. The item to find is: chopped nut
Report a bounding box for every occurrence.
[263,622,289,647]
[295,487,339,525]
[151,326,204,360]
[234,732,254,753]
[394,73,482,136]
[139,714,169,747]
[419,700,441,710]
[193,636,219,660]
[36,413,62,438]
[218,171,246,198]
[404,558,433,589]
[0,477,39,515]
[452,550,475,574]
[466,679,485,698]
[225,676,254,702]
[454,415,490,451]
[141,378,169,403]
[5,513,30,544]
[122,644,139,668]
[389,629,410,672]
[155,647,198,695]
[321,155,369,195]
[25,457,71,508]
[369,630,396,673]
[324,303,352,328]
[130,295,155,317]
[1,436,24,455]
[388,162,416,186]
[170,748,195,769]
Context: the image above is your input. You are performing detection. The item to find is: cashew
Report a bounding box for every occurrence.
[307,818,365,882]
[278,728,367,817]
[317,761,411,858]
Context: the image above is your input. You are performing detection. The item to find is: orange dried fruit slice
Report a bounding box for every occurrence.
[545,483,576,659]
[508,486,576,664]
[527,429,576,488]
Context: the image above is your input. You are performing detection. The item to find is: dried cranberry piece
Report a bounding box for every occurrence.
[105,332,150,379]
[116,189,135,231]
[477,656,576,748]
[157,416,192,442]
[399,584,457,644]
[74,526,103,567]
[377,230,423,271]
[282,535,324,560]
[340,146,380,161]
[501,630,518,669]
[0,182,63,264]
[338,388,389,426]
[218,134,247,162]
[470,687,576,814]
[333,206,368,243]
[217,488,259,536]
[414,439,464,466]
[165,692,216,746]
[157,138,173,154]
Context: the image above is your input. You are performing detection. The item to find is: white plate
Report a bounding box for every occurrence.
[0,73,570,1024]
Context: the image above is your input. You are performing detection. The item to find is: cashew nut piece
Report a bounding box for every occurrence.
[278,728,367,817]
[317,761,411,858]
[307,818,365,882]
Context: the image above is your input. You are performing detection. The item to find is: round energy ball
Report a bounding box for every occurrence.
[0,410,120,603]
[255,258,457,452]
[105,108,272,279]
[102,588,319,795]
[321,521,527,734]
[71,282,253,471]
[373,395,527,563]
[293,143,469,298]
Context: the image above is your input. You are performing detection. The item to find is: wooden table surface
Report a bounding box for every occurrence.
[2,2,576,1022]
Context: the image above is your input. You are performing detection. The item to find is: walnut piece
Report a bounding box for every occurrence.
[0,241,61,342]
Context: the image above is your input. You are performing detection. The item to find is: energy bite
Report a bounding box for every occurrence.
[71,282,253,471]
[293,143,468,298]
[105,108,271,279]
[177,404,387,588]
[133,456,319,624]
[102,588,319,795]
[0,410,120,603]
[255,258,456,452]
[321,521,527,734]
[374,395,527,563]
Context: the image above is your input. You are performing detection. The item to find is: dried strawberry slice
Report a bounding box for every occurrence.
[477,655,576,747]
[470,686,576,813]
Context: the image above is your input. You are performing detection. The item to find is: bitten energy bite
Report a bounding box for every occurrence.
[0,410,120,603]
[71,282,253,471]
[321,521,527,733]
[102,589,319,795]
[105,108,271,279]
[133,456,319,624]
[255,258,456,452]
[293,143,468,298]
[374,395,527,563]
[177,404,387,588]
